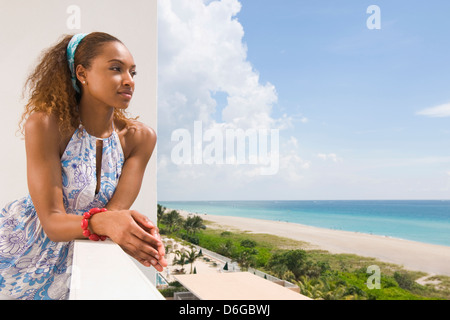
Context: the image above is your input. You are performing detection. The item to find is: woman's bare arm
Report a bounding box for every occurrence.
[89,121,167,269]
[25,112,84,242]
[105,121,156,211]
[24,112,165,270]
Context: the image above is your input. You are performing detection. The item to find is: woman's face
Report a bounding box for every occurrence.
[80,41,137,110]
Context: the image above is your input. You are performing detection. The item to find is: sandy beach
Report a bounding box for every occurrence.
[177,210,450,277]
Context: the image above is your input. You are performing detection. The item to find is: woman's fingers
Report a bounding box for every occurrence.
[106,210,167,270]
[122,247,155,268]
[121,237,161,268]
[157,255,168,267]
[131,210,157,232]
[130,211,165,257]
[128,214,167,269]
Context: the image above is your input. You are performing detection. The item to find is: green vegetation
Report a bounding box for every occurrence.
[158,280,189,298]
[172,245,201,274]
[157,205,450,300]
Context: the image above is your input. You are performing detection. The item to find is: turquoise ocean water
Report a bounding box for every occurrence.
[159,200,450,247]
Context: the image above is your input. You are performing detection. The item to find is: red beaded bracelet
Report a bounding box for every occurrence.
[81,207,108,241]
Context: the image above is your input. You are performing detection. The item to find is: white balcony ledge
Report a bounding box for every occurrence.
[69,239,164,300]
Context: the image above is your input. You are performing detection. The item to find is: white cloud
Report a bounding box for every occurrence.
[416,103,450,118]
[157,0,309,200]
[158,0,284,132]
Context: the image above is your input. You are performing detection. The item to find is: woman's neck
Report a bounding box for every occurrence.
[78,97,115,138]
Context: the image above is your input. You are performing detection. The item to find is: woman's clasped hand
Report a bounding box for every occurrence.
[90,209,168,271]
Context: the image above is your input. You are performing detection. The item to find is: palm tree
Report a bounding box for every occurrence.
[217,240,233,257]
[162,210,183,233]
[157,204,166,227]
[185,246,200,274]
[321,281,347,300]
[173,249,188,273]
[233,250,255,271]
[184,215,204,235]
[296,276,349,300]
[295,276,324,299]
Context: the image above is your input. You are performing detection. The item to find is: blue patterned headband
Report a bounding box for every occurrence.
[67,33,88,93]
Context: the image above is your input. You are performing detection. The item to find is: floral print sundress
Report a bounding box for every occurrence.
[0,123,124,300]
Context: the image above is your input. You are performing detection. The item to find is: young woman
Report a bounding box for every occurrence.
[0,32,167,300]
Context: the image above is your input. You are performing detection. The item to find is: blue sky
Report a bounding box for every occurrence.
[157,0,450,200]
[238,0,450,153]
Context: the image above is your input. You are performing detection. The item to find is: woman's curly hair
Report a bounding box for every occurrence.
[19,32,136,137]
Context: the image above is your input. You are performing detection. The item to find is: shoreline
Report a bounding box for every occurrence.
[177,210,450,277]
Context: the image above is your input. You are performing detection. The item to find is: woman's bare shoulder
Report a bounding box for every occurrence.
[24,112,75,156]
[117,119,157,158]
[23,112,67,159]
[25,111,61,139]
